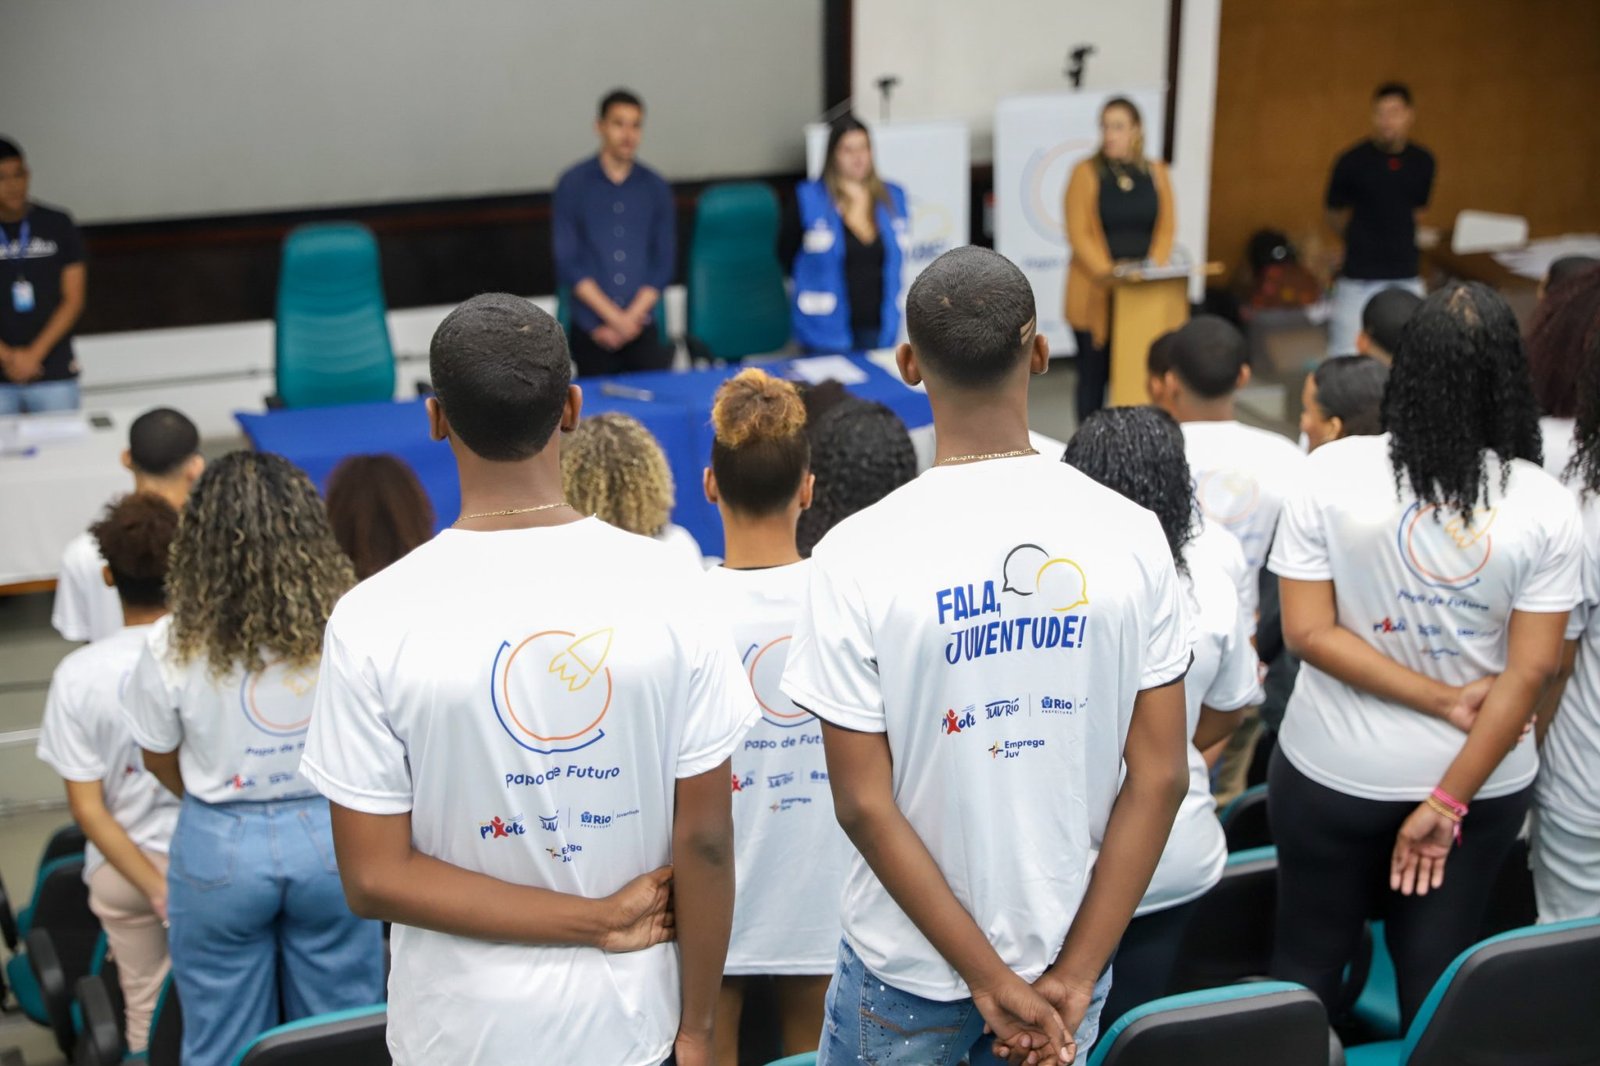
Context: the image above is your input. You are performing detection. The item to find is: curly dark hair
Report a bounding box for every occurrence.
[1382,283,1542,524]
[1563,316,1600,496]
[1062,406,1195,573]
[1526,263,1600,419]
[91,493,180,609]
[796,399,917,557]
[168,451,355,676]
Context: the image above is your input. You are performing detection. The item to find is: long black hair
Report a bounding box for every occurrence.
[1062,406,1196,573]
[796,398,916,557]
[1382,283,1541,523]
[1564,314,1600,496]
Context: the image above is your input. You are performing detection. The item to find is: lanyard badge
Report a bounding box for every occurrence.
[4,219,32,313]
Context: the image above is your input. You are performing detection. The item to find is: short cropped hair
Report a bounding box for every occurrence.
[128,408,200,477]
[91,493,179,609]
[0,138,20,163]
[429,293,571,461]
[1147,329,1179,378]
[600,89,643,119]
[1312,356,1390,438]
[1374,82,1412,106]
[1168,315,1249,399]
[1361,287,1423,356]
[905,246,1036,389]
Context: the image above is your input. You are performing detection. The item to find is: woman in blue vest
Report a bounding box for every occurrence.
[787,117,908,353]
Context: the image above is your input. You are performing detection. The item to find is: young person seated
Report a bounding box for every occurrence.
[324,454,435,580]
[562,411,703,565]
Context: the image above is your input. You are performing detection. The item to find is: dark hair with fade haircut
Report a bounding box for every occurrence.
[128,407,200,476]
[1361,287,1423,355]
[1063,406,1196,573]
[1312,356,1389,437]
[599,89,643,119]
[1147,328,1179,378]
[0,138,20,163]
[429,293,571,461]
[91,492,179,609]
[1168,314,1249,399]
[905,246,1037,389]
[1374,82,1412,105]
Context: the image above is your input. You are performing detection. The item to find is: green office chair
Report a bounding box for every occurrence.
[686,183,791,363]
[274,223,396,408]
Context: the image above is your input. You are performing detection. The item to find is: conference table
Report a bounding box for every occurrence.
[235,353,933,559]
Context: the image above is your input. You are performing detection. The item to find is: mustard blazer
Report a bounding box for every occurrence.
[1063,157,1176,347]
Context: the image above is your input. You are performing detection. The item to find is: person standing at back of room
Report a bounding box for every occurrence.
[783,246,1193,1065]
[1324,83,1433,356]
[53,407,203,643]
[554,90,676,377]
[0,137,87,413]
[301,294,757,1066]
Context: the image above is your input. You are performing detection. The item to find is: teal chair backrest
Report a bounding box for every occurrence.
[687,183,790,362]
[275,223,396,408]
[232,1003,387,1066]
[1089,981,1329,1066]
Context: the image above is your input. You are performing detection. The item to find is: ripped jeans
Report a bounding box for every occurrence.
[817,939,1112,1065]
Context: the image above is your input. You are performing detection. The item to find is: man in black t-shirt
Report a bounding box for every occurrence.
[1323,83,1433,355]
[0,138,87,413]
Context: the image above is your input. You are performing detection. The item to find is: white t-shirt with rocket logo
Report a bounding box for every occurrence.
[300,518,757,1066]
[781,456,1193,1001]
[1181,420,1306,572]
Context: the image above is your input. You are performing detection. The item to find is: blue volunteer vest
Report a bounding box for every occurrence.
[791,179,908,352]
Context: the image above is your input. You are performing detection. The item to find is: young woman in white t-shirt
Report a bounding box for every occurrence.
[701,369,848,1065]
[1063,407,1263,1024]
[37,493,182,1053]
[1268,283,1581,1029]
[1525,263,1600,486]
[123,452,384,1066]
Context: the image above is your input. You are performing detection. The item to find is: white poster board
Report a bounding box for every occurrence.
[994,89,1165,354]
[805,119,971,344]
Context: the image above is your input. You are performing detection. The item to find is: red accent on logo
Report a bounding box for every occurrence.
[488,816,509,838]
[731,771,744,793]
[944,709,963,735]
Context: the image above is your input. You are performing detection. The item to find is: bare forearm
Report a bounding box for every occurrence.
[69,791,164,900]
[673,825,734,1039]
[574,278,625,324]
[627,287,660,315]
[141,749,185,798]
[1192,706,1242,753]
[1293,625,1454,719]
[29,297,82,355]
[1440,668,1545,803]
[1534,640,1579,747]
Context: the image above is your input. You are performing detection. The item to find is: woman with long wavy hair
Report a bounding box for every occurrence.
[124,451,383,1066]
[1268,283,1580,1029]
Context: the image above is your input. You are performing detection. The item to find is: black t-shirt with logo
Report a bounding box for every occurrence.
[1325,141,1435,281]
[0,202,85,382]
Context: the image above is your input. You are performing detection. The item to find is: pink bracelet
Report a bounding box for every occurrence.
[1430,787,1469,819]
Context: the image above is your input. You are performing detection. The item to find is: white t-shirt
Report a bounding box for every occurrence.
[1537,493,1600,835]
[123,616,322,804]
[1270,433,1581,801]
[51,531,123,644]
[300,518,757,1066]
[655,523,705,568]
[1138,554,1261,916]
[36,624,181,880]
[704,561,850,975]
[1192,515,1257,638]
[1181,420,1306,572]
[1540,417,1578,487]
[780,455,1193,1001]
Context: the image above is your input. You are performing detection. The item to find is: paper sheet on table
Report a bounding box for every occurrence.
[0,413,91,446]
[1492,235,1600,280]
[788,354,870,386]
[864,349,925,392]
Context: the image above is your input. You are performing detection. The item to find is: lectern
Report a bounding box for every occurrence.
[1106,263,1223,407]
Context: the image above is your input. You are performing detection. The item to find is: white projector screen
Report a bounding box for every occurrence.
[6,0,824,223]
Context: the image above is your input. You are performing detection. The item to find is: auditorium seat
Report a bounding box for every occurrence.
[30,925,112,1054]
[1168,845,1278,993]
[1343,918,1600,1066]
[274,222,397,408]
[686,183,791,363]
[762,1055,817,1066]
[77,970,182,1066]
[5,850,97,1028]
[1089,982,1336,1066]
[234,1004,390,1066]
[1219,783,1272,852]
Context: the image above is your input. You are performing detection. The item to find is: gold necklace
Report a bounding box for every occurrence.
[452,501,569,526]
[936,448,1038,466]
[1107,159,1136,192]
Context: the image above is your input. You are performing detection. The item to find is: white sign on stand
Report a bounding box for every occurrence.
[804,119,970,344]
[994,89,1165,355]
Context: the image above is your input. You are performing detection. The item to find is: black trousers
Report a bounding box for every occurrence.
[1102,896,1202,1027]
[1267,749,1530,1029]
[1073,329,1111,426]
[570,326,673,377]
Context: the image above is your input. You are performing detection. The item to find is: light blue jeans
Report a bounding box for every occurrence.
[1327,276,1425,357]
[166,795,385,1066]
[817,939,1113,1066]
[0,378,79,413]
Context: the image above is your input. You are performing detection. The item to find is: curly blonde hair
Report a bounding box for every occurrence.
[561,413,675,537]
[167,451,355,677]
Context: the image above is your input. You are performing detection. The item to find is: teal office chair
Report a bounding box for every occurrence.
[232,1004,389,1066]
[1090,982,1336,1066]
[274,223,396,408]
[763,1056,817,1066]
[6,851,94,1027]
[1344,918,1600,1066]
[686,183,791,363]
[77,970,182,1066]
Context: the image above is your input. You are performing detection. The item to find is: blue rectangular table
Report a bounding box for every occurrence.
[235,355,931,558]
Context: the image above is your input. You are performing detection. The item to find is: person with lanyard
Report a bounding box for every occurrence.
[1324,83,1434,357]
[122,452,384,1066]
[300,294,757,1066]
[784,116,909,353]
[553,89,676,377]
[1267,283,1579,1028]
[36,493,182,1055]
[0,137,87,413]
[782,246,1193,1066]
[1064,97,1176,425]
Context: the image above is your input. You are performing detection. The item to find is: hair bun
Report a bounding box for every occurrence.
[711,369,807,449]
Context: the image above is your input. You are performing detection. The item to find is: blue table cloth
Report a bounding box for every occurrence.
[235,354,931,558]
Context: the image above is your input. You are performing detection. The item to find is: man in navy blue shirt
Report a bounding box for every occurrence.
[553,90,677,376]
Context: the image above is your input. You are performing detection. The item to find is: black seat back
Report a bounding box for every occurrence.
[1219,784,1272,852]
[1167,846,1277,994]
[40,824,87,866]
[1092,983,1331,1066]
[24,856,101,1054]
[238,1006,390,1066]
[74,967,127,1066]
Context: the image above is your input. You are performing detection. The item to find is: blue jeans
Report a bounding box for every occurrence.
[1327,276,1425,357]
[167,795,385,1066]
[817,939,1112,1066]
[0,378,79,413]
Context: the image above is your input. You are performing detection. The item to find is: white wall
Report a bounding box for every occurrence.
[7,1,822,223]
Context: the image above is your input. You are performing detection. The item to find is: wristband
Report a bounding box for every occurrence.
[1427,788,1467,846]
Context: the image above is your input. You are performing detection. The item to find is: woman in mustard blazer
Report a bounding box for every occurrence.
[1065,97,1176,422]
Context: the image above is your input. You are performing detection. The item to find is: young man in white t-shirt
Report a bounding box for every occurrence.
[300,293,757,1066]
[52,407,203,643]
[781,247,1193,1066]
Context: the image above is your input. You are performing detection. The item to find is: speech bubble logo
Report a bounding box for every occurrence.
[1002,544,1051,595]
[1037,558,1090,613]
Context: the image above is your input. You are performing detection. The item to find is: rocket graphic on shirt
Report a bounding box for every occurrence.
[549,629,613,692]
